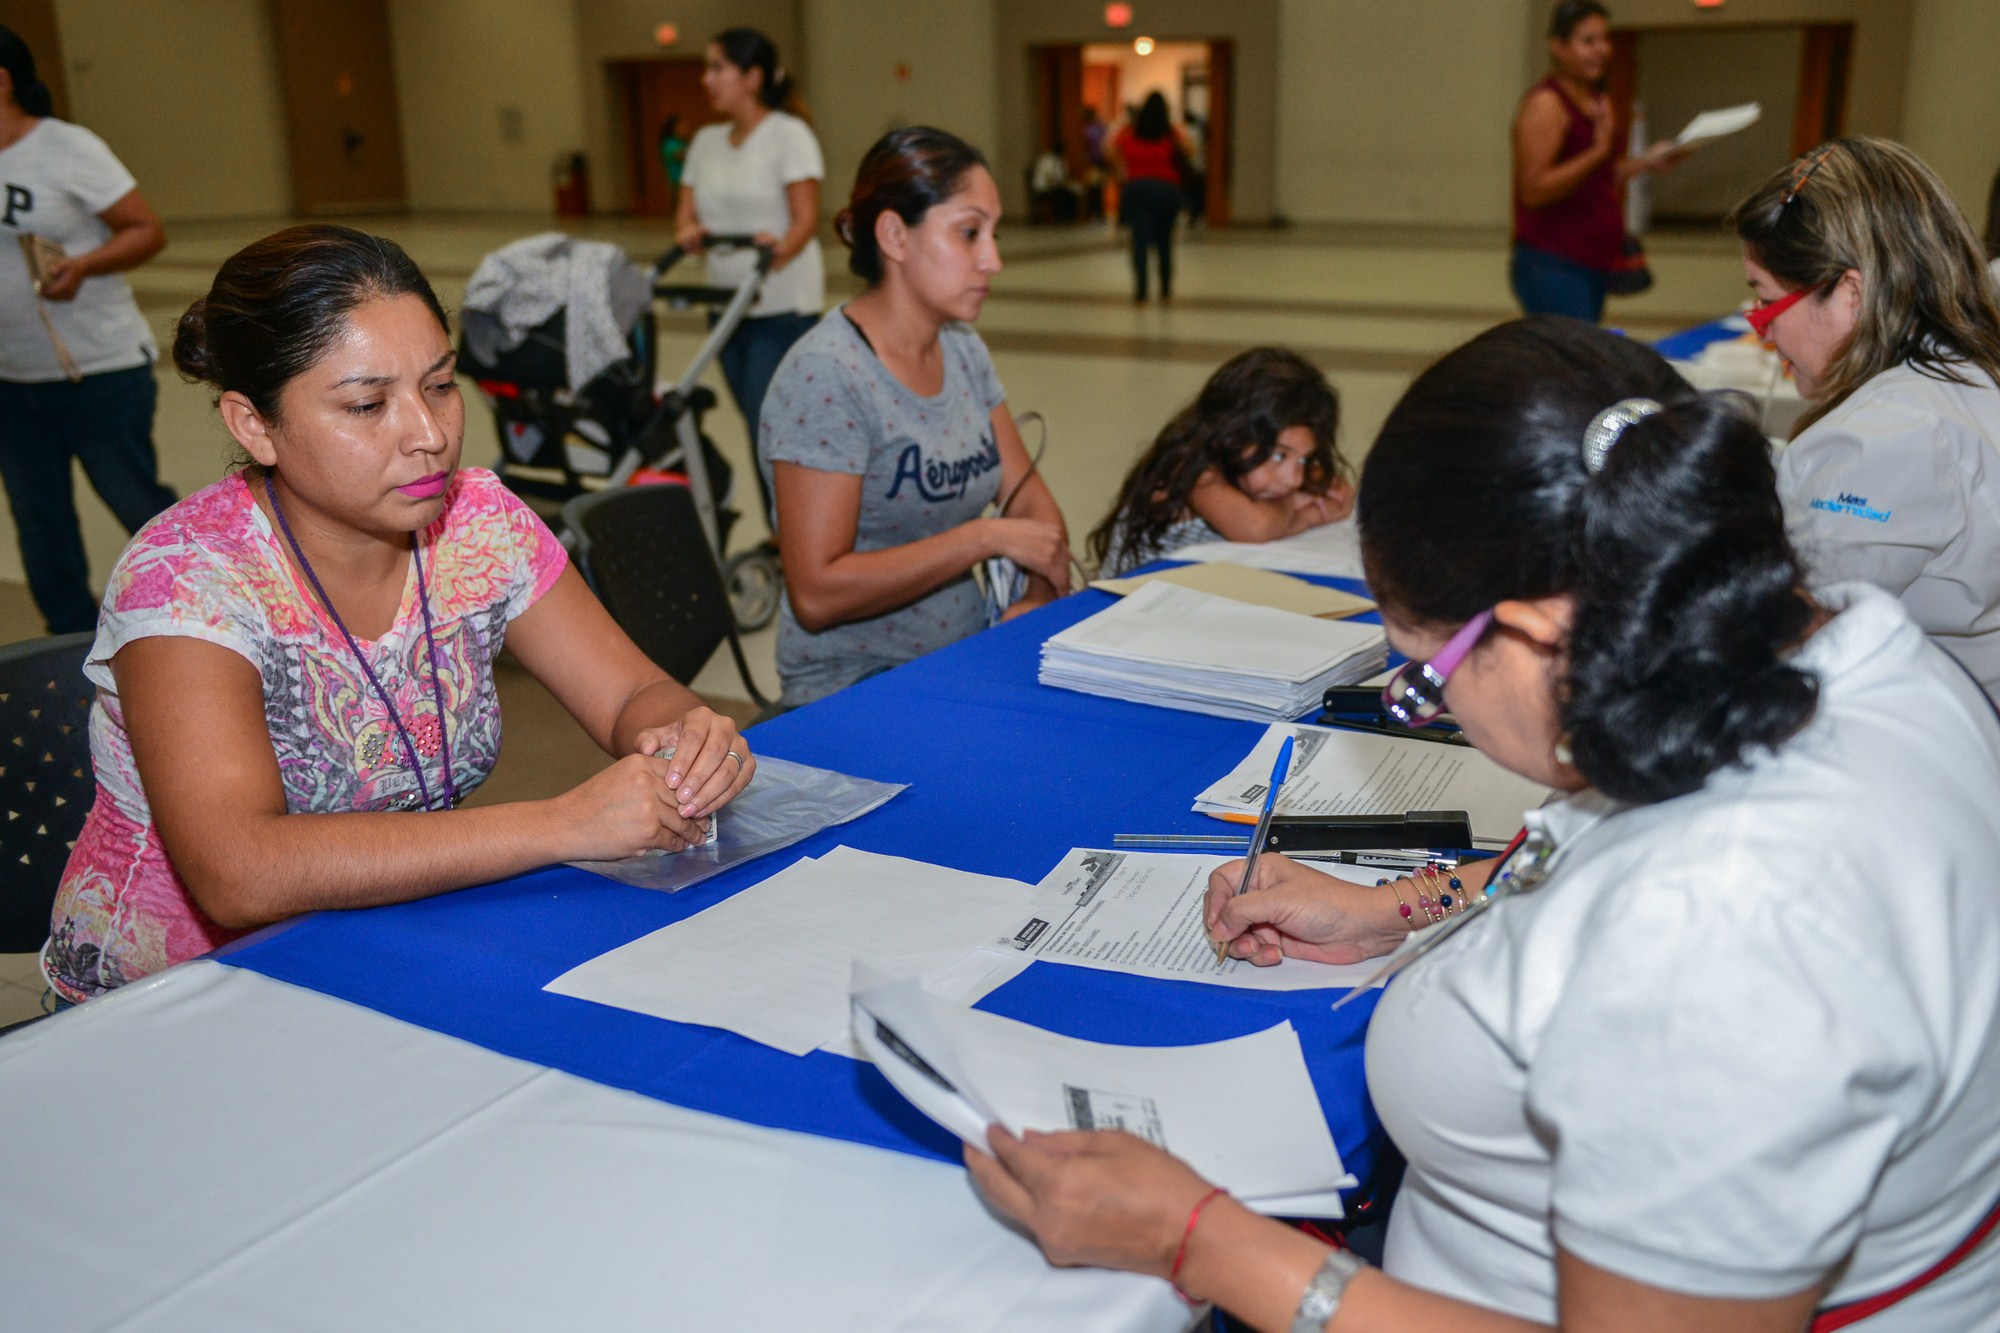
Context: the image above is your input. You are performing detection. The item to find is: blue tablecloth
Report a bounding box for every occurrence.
[217,580,1388,1195]
[1655,313,1751,361]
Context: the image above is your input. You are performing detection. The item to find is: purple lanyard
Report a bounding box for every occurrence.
[263,473,458,811]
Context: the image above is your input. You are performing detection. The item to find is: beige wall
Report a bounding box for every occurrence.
[388,0,587,213]
[1589,0,1914,141]
[1901,0,2000,225]
[573,0,800,214]
[995,0,1278,221]
[52,0,292,220]
[1274,0,1524,228]
[1639,27,1800,220]
[803,0,999,210]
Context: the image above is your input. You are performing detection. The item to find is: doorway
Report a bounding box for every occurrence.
[269,0,408,215]
[613,59,714,218]
[1604,21,1852,226]
[1028,37,1233,227]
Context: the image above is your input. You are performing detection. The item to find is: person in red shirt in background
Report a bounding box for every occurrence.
[1110,92,1191,303]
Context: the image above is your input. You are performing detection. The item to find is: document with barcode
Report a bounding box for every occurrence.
[852,967,1357,1214]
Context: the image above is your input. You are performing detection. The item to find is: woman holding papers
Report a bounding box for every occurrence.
[44,226,755,1003]
[967,317,2000,1330]
[1732,137,2000,703]
[761,127,1070,706]
[1510,2,1682,322]
[0,24,177,633]
[1087,347,1354,576]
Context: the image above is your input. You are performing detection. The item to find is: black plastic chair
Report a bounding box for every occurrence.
[563,484,775,713]
[0,632,96,954]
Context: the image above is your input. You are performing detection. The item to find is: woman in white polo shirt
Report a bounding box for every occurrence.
[0,24,176,633]
[963,319,2000,1332]
[675,26,824,525]
[1731,137,2000,704]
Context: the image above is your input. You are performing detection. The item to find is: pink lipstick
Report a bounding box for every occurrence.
[397,472,450,499]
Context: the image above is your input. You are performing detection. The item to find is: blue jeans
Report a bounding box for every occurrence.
[714,310,817,527]
[0,365,177,633]
[1509,244,1608,324]
[1123,179,1181,300]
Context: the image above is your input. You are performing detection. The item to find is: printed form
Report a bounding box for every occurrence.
[995,850,1386,991]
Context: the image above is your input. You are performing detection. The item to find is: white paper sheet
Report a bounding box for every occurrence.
[1675,101,1761,146]
[1171,519,1366,580]
[1040,581,1386,722]
[1194,722,1553,848]
[994,849,1388,991]
[545,847,1034,1055]
[853,970,1356,1212]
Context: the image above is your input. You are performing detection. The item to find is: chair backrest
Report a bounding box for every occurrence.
[0,632,96,953]
[563,484,730,687]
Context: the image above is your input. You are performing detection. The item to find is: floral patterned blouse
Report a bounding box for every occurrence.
[45,468,567,1002]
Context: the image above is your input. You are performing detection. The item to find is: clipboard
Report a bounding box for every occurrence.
[19,234,83,381]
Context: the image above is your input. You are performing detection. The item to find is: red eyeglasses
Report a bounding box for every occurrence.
[1744,285,1812,340]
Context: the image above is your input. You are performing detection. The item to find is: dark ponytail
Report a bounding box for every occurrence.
[0,24,56,117]
[173,224,448,421]
[837,126,988,285]
[713,28,793,111]
[1359,316,1818,805]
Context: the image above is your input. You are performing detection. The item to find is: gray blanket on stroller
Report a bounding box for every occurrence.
[462,233,652,391]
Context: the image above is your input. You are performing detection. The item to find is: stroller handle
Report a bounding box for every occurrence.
[650,234,776,281]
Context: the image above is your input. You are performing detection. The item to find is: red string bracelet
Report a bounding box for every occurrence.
[1170,1186,1231,1304]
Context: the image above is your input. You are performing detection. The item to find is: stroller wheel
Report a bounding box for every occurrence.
[724,547,783,632]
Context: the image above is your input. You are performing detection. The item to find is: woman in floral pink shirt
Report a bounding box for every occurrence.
[46,224,755,1002]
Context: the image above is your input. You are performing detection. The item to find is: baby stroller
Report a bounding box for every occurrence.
[459,232,783,631]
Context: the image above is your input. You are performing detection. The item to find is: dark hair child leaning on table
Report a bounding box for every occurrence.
[1087,346,1354,576]
[965,317,2000,1332]
[42,224,755,1004]
[759,126,1071,708]
[1732,136,2000,704]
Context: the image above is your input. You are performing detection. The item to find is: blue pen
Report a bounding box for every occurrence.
[1214,734,1296,964]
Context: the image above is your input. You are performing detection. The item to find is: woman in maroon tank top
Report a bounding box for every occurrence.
[1510,1,1682,322]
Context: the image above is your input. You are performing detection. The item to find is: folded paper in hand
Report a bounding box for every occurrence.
[853,966,1357,1214]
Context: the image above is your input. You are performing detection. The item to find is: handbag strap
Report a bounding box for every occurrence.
[1809,1189,2000,1330]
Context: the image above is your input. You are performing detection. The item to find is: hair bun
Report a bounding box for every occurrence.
[171,297,214,384]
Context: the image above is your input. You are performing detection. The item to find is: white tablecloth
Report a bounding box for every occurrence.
[0,962,1189,1332]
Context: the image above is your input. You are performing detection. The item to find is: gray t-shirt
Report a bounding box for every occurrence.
[761,308,1007,705]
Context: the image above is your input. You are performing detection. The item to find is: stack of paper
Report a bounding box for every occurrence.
[1041,581,1387,722]
[854,969,1358,1215]
[1195,723,1553,848]
[1091,562,1375,620]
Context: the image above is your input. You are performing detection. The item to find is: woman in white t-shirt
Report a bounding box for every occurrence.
[1731,138,2000,704]
[0,24,176,633]
[963,319,2000,1332]
[674,27,824,524]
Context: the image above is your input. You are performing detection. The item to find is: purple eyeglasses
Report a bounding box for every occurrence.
[1381,609,1494,727]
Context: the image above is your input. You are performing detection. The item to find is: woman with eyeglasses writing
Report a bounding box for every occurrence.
[964,317,2000,1332]
[1732,137,2000,704]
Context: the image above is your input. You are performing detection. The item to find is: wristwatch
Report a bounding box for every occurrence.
[1290,1248,1368,1333]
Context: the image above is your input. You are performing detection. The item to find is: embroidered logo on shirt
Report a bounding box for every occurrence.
[1809,491,1892,523]
[885,431,1001,502]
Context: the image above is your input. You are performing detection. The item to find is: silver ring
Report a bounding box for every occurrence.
[726,749,744,769]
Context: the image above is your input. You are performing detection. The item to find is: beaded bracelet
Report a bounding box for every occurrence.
[1171,1186,1231,1304]
[1379,877,1416,929]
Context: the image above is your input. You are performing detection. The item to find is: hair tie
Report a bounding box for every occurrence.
[1582,398,1661,473]
[834,208,855,246]
[1783,143,1836,207]
[773,65,787,84]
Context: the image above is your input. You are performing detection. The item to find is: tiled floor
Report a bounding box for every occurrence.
[0,215,1752,1022]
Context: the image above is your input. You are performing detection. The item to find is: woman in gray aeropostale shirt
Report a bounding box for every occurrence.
[760,127,1071,707]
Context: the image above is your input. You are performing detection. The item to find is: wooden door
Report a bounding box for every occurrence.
[1203,39,1232,227]
[1793,23,1853,154]
[270,0,408,214]
[0,0,67,118]
[617,58,712,218]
